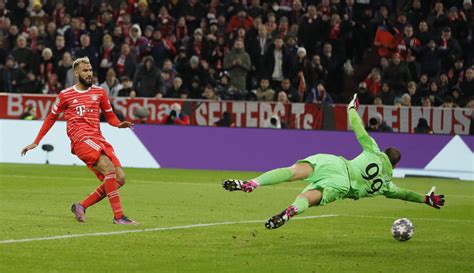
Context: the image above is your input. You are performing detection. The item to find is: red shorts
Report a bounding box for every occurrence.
[72,139,122,181]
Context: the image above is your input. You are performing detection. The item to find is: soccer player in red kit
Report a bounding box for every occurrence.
[21,57,138,225]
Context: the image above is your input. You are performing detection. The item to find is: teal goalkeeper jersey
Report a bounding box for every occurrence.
[343,109,424,203]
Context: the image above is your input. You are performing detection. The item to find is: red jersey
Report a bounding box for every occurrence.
[34,85,121,145]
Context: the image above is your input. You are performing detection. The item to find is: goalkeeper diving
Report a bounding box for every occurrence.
[222,94,445,229]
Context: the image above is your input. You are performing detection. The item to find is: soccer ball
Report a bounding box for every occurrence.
[391,218,414,242]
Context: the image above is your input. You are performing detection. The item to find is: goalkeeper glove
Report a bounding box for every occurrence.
[424,186,445,209]
[347,94,359,111]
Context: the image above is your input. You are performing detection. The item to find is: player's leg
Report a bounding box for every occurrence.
[223,162,313,192]
[77,140,126,206]
[265,189,322,229]
[77,167,125,210]
[115,167,126,187]
[94,155,138,225]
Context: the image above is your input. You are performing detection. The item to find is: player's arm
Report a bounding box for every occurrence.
[21,95,63,156]
[100,89,133,128]
[384,183,445,209]
[347,94,380,153]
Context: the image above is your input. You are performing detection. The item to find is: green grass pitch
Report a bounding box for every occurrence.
[1,163,473,273]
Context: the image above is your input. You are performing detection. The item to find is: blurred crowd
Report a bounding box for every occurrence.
[0,0,473,109]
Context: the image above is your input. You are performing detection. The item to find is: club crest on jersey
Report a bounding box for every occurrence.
[91,95,98,101]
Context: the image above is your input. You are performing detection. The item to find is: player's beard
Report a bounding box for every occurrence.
[78,75,93,88]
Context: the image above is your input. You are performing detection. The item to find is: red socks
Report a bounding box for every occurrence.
[80,179,124,209]
[80,172,124,219]
[80,183,106,209]
[104,172,124,219]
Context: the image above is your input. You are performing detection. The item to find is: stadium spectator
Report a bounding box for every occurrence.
[401,93,411,107]
[382,52,411,95]
[76,34,99,70]
[37,47,56,85]
[223,38,251,98]
[422,81,444,107]
[460,67,474,103]
[406,81,420,106]
[374,18,398,58]
[248,25,271,79]
[264,36,288,87]
[414,118,433,134]
[114,43,137,80]
[189,76,203,99]
[177,55,208,93]
[215,71,237,100]
[277,78,300,103]
[42,73,61,94]
[380,82,395,105]
[0,55,22,93]
[202,84,220,100]
[277,91,290,104]
[18,71,41,93]
[373,113,394,133]
[98,34,116,83]
[132,56,164,98]
[298,5,324,58]
[305,83,334,104]
[364,69,382,97]
[163,103,190,126]
[256,78,275,101]
[441,96,458,108]
[356,82,374,105]
[11,35,32,70]
[166,76,186,99]
[117,76,134,97]
[53,35,67,65]
[215,111,235,127]
[320,42,344,100]
[310,55,328,89]
[100,68,122,98]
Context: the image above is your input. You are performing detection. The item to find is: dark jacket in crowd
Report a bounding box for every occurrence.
[133,56,164,97]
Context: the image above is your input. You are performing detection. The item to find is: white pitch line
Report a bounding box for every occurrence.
[340,214,474,223]
[1,174,473,198]
[0,214,338,245]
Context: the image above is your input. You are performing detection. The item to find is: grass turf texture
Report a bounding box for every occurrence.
[0,163,473,273]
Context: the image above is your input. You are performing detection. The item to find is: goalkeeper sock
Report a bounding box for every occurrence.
[253,168,293,187]
[291,196,310,215]
[80,180,124,209]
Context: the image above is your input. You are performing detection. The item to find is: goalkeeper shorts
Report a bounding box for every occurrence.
[296,154,351,206]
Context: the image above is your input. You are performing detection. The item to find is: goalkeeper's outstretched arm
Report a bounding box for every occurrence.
[347,94,380,153]
[384,184,445,209]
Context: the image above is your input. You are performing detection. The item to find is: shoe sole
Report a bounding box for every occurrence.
[222,180,242,191]
[265,215,285,229]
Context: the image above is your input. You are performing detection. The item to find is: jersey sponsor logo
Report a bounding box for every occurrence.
[362,163,383,194]
[76,105,86,116]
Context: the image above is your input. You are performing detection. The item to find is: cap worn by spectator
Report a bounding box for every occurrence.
[190,56,200,65]
[194,28,203,36]
[464,0,472,5]
[449,7,458,12]
[297,47,307,56]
